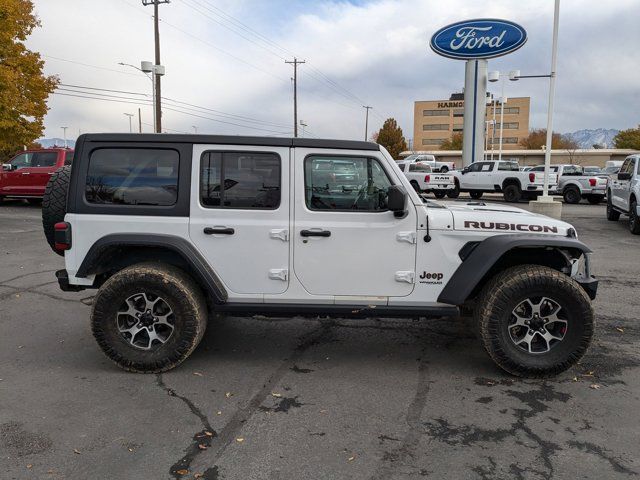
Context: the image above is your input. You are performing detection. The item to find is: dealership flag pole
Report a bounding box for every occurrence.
[542,0,560,198]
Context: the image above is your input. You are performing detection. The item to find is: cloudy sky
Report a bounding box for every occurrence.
[28,0,640,142]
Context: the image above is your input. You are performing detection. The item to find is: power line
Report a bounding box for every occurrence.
[43,55,141,77]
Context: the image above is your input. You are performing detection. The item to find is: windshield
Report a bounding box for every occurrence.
[403,155,418,162]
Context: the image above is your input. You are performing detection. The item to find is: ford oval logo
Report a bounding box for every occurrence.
[430,19,527,60]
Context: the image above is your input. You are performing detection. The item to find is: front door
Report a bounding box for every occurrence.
[189,145,290,295]
[293,149,417,297]
[1,152,33,196]
[612,158,633,210]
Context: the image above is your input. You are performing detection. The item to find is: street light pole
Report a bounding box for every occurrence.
[299,120,307,138]
[363,106,372,141]
[542,0,561,199]
[498,79,506,162]
[124,113,134,133]
[60,126,68,148]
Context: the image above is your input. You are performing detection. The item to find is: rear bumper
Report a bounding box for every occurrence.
[56,269,86,292]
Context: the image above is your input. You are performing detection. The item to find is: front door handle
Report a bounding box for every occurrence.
[300,229,331,237]
[21,172,31,175]
[204,227,235,235]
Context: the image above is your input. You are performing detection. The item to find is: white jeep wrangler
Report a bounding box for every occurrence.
[43,134,598,377]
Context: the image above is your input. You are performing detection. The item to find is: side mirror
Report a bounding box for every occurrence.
[387,185,407,217]
[2,164,14,172]
[461,167,469,174]
[618,172,632,181]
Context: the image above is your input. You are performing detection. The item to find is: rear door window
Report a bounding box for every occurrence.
[200,152,281,209]
[33,152,58,167]
[85,148,179,206]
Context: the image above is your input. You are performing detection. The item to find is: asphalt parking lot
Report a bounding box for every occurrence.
[1,196,639,480]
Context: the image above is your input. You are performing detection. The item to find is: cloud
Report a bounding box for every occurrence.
[27,0,640,141]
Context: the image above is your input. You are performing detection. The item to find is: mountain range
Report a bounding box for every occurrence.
[563,128,619,149]
[37,137,76,148]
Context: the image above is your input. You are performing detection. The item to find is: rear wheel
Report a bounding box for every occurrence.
[434,191,447,199]
[606,193,620,221]
[469,191,483,200]
[476,265,594,378]
[586,195,604,205]
[91,263,208,373]
[629,200,640,235]
[563,186,581,204]
[447,183,460,199]
[503,184,521,203]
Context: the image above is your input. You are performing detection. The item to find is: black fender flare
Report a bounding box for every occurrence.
[437,234,592,305]
[501,177,522,191]
[76,234,228,304]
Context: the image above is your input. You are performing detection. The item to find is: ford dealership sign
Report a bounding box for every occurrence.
[430,19,527,60]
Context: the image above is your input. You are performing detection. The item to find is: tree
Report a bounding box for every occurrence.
[375,118,407,159]
[519,129,578,150]
[440,132,463,150]
[0,0,58,160]
[613,126,640,150]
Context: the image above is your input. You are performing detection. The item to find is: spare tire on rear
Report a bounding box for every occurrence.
[42,165,71,256]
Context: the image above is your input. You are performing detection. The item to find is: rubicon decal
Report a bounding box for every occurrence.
[464,221,558,233]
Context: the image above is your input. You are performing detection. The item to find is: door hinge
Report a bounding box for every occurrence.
[269,229,289,242]
[394,271,415,284]
[268,269,288,281]
[396,231,417,244]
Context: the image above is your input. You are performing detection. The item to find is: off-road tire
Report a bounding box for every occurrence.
[42,165,71,255]
[629,200,640,235]
[447,183,460,199]
[469,191,483,200]
[606,193,620,221]
[91,263,208,373]
[586,195,604,205]
[563,186,581,204]
[476,265,594,378]
[410,180,421,193]
[503,184,521,203]
[434,191,447,199]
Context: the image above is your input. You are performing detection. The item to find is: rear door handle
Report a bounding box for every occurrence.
[204,227,235,235]
[300,229,331,237]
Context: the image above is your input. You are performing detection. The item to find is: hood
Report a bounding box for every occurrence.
[442,201,574,236]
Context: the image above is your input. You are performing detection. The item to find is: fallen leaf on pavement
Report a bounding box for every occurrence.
[176,469,189,475]
[204,431,214,437]
[217,411,222,415]
[236,437,244,443]
[194,474,204,479]
[271,392,282,398]
[193,372,203,377]
[572,376,578,382]
[26,464,32,469]
[616,327,624,333]
[198,444,207,450]
[73,449,81,454]
[348,456,355,461]
[590,384,601,390]
[225,392,233,398]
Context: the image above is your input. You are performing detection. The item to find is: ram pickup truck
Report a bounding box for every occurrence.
[0,148,74,203]
[401,154,456,173]
[397,160,455,197]
[606,154,640,234]
[530,164,607,204]
[450,160,559,202]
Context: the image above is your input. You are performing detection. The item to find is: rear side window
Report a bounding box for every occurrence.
[33,152,58,167]
[85,148,179,206]
[200,151,281,209]
[498,162,519,171]
[65,151,74,165]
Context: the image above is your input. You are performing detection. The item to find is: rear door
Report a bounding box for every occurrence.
[27,151,60,196]
[189,145,290,296]
[293,148,417,298]
[612,158,633,209]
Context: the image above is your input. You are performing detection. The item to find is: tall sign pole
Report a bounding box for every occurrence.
[542,0,560,199]
[363,106,372,141]
[430,19,528,168]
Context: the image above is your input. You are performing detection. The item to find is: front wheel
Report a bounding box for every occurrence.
[91,263,208,373]
[476,265,594,378]
[606,193,620,221]
[630,200,640,235]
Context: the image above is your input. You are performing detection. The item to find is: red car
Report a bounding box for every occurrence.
[0,148,74,204]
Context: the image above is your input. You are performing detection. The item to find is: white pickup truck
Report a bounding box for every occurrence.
[397,160,455,198]
[530,164,608,204]
[401,154,456,173]
[451,160,559,202]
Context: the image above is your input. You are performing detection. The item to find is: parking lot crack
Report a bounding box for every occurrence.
[567,440,637,476]
[156,374,216,479]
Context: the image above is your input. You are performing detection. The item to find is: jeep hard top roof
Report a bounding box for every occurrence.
[77,133,379,151]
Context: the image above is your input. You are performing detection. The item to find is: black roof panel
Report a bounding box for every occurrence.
[80,133,379,151]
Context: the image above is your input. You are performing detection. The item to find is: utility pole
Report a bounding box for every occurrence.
[363,106,372,141]
[142,0,169,133]
[138,108,142,133]
[285,58,305,137]
[124,113,134,133]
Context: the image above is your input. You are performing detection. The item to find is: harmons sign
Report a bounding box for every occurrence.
[430,19,527,60]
